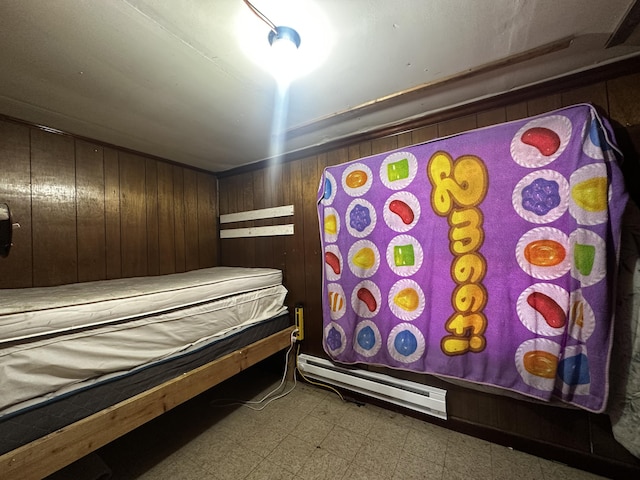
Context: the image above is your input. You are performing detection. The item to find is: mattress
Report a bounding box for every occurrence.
[0,266,283,343]
[0,312,291,456]
[0,267,288,415]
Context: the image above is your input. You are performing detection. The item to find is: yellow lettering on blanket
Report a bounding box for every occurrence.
[427,151,489,356]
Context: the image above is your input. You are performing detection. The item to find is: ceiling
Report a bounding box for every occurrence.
[1,0,639,173]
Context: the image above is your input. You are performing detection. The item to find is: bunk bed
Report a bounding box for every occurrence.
[0,266,294,480]
[316,103,640,459]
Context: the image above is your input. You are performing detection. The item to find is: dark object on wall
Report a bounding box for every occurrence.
[0,203,14,258]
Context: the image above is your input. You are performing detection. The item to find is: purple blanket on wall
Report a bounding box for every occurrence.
[316,104,628,413]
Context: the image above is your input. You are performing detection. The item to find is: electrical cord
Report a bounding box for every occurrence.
[294,342,345,402]
[210,328,298,411]
[242,0,278,34]
[210,326,346,410]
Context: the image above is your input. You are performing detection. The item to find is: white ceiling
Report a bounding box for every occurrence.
[1,0,639,172]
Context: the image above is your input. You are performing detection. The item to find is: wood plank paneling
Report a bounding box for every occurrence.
[371,136,398,155]
[438,114,477,137]
[0,120,217,288]
[0,120,32,288]
[561,82,608,111]
[172,166,186,272]
[197,172,217,268]
[506,102,528,121]
[300,154,324,356]
[183,169,199,271]
[119,152,147,278]
[157,162,176,274]
[527,93,562,116]
[31,130,77,286]
[145,159,159,276]
[252,169,268,268]
[104,148,122,279]
[607,72,640,127]
[76,140,106,282]
[283,159,305,313]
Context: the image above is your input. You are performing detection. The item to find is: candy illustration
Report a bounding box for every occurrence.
[324,214,337,235]
[323,178,332,200]
[387,158,410,181]
[393,244,415,266]
[389,199,414,225]
[574,243,596,276]
[357,287,377,313]
[350,204,371,232]
[394,330,418,356]
[558,353,590,385]
[571,300,584,328]
[346,170,368,188]
[394,288,419,311]
[527,291,566,328]
[521,127,561,156]
[353,247,375,269]
[571,177,607,212]
[523,350,558,378]
[524,239,566,267]
[326,327,342,351]
[328,291,344,313]
[325,251,340,274]
[357,325,376,350]
[521,178,561,216]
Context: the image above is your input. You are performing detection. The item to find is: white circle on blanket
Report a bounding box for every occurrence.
[346,199,377,238]
[510,115,572,168]
[324,244,343,282]
[512,170,569,224]
[383,192,420,233]
[323,207,340,244]
[515,338,561,392]
[324,322,347,356]
[327,283,347,320]
[351,280,381,318]
[320,172,337,205]
[353,320,382,357]
[569,229,606,287]
[556,344,591,397]
[567,289,595,343]
[387,323,425,364]
[388,279,425,321]
[342,163,373,197]
[516,283,569,337]
[386,235,423,277]
[348,240,380,278]
[515,227,570,280]
[380,152,418,190]
[568,163,610,226]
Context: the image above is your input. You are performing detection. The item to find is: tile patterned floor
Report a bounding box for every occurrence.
[87,362,610,480]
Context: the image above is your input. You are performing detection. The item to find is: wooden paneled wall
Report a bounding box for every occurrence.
[218,69,640,476]
[0,122,218,288]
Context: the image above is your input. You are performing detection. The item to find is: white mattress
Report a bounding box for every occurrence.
[0,267,288,415]
[0,266,282,343]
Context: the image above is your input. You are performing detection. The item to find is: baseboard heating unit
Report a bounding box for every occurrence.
[297,354,447,419]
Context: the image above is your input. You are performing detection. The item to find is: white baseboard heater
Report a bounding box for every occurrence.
[297,354,447,420]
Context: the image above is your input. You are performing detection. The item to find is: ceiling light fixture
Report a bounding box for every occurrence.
[237,0,330,82]
[242,0,301,85]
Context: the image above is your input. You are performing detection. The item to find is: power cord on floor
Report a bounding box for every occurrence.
[210,326,346,410]
[210,328,298,411]
[294,342,345,402]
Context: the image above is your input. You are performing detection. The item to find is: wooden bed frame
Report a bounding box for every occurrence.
[0,325,296,480]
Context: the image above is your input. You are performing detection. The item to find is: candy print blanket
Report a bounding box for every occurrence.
[316,104,628,413]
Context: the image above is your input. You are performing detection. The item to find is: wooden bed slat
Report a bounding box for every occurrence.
[0,325,295,480]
